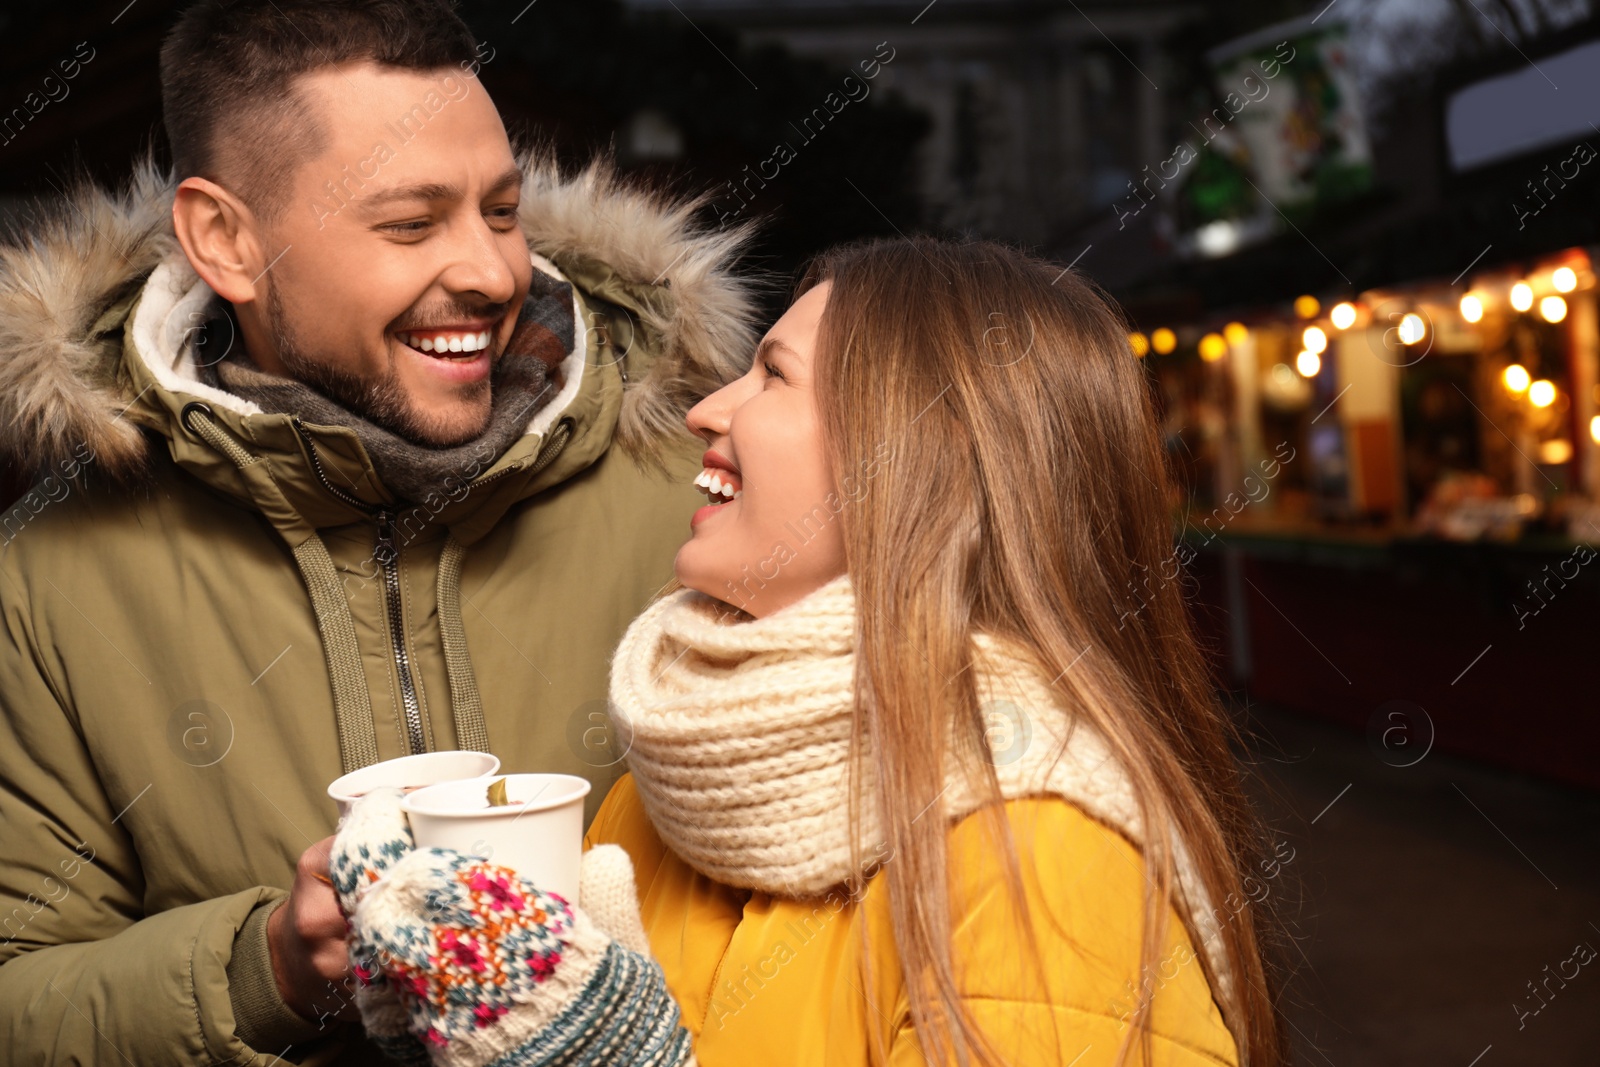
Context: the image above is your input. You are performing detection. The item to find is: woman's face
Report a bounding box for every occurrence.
[677,281,847,617]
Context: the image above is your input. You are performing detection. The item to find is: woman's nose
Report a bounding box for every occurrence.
[686,374,758,441]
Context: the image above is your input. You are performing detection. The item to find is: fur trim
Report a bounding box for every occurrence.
[515,154,760,461]
[0,155,759,483]
[0,159,175,481]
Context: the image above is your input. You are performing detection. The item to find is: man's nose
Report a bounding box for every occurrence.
[441,216,519,306]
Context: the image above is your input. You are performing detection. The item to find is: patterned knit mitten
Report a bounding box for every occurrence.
[328,787,432,1065]
[329,787,694,1066]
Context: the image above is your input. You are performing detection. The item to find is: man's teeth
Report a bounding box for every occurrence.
[398,330,493,355]
[693,468,742,501]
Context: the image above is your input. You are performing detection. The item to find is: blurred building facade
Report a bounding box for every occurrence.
[626,0,1191,247]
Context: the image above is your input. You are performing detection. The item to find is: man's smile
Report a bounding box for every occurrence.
[396,326,494,355]
[390,317,509,384]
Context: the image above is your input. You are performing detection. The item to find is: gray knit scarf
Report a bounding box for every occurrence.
[198,273,575,504]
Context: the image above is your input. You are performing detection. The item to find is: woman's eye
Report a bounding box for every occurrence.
[485,206,520,227]
[763,361,785,382]
[383,220,431,235]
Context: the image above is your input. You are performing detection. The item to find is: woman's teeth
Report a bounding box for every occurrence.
[397,330,493,356]
[694,467,742,502]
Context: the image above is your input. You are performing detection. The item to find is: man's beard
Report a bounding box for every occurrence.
[265,287,493,448]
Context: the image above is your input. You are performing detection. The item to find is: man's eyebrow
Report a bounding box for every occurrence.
[356,167,525,214]
[485,166,525,196]
[356,181,462,213]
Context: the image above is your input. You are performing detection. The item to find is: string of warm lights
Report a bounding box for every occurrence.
[1130,258,1587,374]
[1126,254,1599,452]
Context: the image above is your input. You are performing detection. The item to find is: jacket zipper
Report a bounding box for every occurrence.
[292,420,428,754]
[374,510,426,754]
[292,418,372,512]
[291,416,575,756]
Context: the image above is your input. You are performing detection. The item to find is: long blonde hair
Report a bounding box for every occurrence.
[799,237,1283,1066]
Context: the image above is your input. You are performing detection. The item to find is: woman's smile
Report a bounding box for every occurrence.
[690,448,742,526]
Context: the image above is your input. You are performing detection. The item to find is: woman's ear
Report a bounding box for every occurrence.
[172,176,266,306]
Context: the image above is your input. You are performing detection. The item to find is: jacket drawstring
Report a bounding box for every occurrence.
[181,403,381,774]
[436,534,490,754]
[292,537,383,772]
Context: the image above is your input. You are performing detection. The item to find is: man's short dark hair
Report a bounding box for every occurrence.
[161,0,481,220]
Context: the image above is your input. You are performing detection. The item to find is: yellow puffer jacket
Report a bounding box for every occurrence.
[585,774,1240,1066]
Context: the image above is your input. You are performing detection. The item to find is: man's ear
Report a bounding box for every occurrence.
[172,177,266,305]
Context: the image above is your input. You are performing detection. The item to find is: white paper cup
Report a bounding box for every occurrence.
[327,750,501,820]
[401,773,592,905]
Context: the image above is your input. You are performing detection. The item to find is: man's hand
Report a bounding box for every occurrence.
[268,835,359,1025]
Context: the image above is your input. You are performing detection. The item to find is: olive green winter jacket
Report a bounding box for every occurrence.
[0,159,755,1065]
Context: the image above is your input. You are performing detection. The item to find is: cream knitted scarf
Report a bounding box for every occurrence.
[607,572,1232,998]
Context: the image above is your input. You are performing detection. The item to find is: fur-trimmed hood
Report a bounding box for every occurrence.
[0,155,757,486]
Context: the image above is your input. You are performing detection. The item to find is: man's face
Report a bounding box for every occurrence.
[248,62,533,446]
